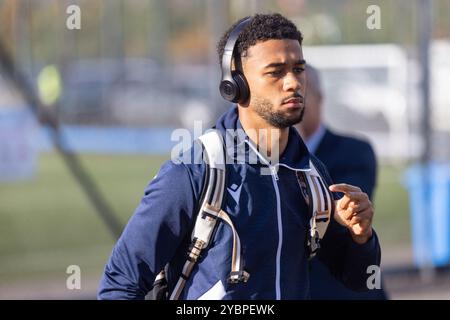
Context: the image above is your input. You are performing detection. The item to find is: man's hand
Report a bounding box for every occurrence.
[329,183,374,245]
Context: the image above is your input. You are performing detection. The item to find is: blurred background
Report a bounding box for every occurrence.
[1,0,449,299]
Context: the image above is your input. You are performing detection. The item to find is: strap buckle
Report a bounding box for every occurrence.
[307,228,321,259]
[228,270,250,283]
[187,238,205,262]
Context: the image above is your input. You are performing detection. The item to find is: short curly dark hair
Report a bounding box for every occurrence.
[217,13,303,67]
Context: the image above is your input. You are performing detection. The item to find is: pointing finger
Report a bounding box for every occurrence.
[329,183,362,194]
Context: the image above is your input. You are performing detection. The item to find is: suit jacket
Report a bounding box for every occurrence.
[309,128,387,300]
[314,129,377,200]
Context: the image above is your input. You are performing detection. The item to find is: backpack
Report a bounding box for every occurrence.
[146,130,334,300]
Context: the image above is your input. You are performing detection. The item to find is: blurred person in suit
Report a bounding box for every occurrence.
[295,64,387,300]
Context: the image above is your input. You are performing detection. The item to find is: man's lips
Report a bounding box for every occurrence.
[282,97,303,106]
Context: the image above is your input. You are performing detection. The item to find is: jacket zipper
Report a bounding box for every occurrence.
[245,141,283,299]
[269,164,282,300]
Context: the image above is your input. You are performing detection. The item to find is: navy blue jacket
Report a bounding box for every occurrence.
[98,107,381,300]
[308,128,386,300]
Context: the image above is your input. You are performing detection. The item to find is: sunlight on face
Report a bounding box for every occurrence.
[241,39,306,128]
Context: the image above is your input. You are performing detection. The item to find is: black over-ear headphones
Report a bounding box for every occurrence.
[219,17,252,104]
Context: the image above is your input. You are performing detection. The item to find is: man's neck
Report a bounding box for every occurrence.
[238,108,289,160]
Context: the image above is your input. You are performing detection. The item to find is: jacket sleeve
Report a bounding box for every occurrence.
[97,157,204,300]
[312,155,382,292]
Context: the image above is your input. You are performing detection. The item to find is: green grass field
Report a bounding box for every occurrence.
[373,165,411,246]
[0,152,411,285]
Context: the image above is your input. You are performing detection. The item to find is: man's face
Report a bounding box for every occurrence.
[241,39,306,128]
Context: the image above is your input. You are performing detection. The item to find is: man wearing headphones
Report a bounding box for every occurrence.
[98,13,381,300]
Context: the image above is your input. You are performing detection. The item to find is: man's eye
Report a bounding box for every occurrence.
[268,70,282,76]
[294,67,305,74]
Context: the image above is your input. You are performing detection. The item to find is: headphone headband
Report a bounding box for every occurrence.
[221,17,252,83]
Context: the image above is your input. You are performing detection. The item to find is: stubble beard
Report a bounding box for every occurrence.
[252,96,305,129]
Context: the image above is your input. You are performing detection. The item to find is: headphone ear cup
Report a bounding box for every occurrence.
[232,70,249,104]
[219,79,239,102]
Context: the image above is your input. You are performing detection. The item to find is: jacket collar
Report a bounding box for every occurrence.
[214,106,310,171]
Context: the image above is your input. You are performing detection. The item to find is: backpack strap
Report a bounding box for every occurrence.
[297,160,334,259]
[169,130,249,300]
[168,130,225,299]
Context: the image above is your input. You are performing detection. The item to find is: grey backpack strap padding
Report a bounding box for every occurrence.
[217,209,249,283]
[170,130,227,300]
[303,160,334,258]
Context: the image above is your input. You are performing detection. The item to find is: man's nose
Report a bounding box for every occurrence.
[283,72,302,92]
